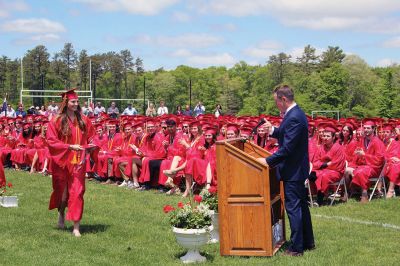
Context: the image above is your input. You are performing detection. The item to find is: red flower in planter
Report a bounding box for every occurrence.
[7,182,12,188]
[208,186,217,194]
[177,202,184,208]
[194,195,202,203]
[163,205,175,213]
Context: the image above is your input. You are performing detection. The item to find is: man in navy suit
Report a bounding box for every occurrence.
[257,85,314,256]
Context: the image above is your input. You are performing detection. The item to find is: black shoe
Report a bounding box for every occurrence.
[304,244,316,251]
[137,185,150,191]
[283,249,303,257]
[317,191,324,206]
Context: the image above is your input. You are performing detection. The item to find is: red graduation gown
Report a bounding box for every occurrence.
[47,115,95,222]
[312,142,346,193]
[383,139,400,186]
[351,136,385,190]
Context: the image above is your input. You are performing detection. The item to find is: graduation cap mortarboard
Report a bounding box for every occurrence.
[60,88,78,100]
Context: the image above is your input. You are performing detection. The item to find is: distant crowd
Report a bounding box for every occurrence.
[1,98,398,204]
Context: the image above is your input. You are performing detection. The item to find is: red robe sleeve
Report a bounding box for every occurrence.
[46,117,71,168]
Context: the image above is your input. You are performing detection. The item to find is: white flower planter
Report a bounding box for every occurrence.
[209,212,219,244]
[172,226,212,264]
[1,195,18,207]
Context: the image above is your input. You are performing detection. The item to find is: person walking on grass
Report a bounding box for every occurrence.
[47,88,97,237]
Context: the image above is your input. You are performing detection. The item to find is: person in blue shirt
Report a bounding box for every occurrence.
[15,104,27,118]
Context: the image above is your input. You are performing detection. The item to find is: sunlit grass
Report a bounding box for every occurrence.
[1,169,400,265]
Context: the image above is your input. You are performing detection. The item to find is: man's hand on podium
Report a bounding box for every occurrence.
[256,157,269,167]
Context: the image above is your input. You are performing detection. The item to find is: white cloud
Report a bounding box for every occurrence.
[190,0,400,33]
[171,11,191,22]
[209,23,237,32]
[383,36,400,48]
[188,52,236,67]
[72,0,180,15]
[376,58,399,67]
[0,18,66,34]
[0,0,29,18]
[13,33,62,45]
[170,49,192,57]
[242,40,283,59]
[134,33,223,48]
[170,49,236,67]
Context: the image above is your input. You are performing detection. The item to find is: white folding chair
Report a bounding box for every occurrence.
[328,161,348,206]
[305,162,317,207]
[369,161,387,201]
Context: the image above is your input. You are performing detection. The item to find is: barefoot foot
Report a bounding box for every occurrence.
[72,229,81,237]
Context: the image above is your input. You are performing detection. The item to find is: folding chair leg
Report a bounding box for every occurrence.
[343,182,348,202]
[382,177,387,198]
[307,183,314,208]
[330,184,341,206]
[369,180,380,201]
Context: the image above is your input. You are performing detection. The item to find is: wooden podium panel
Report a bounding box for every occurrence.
[217,138,285,257]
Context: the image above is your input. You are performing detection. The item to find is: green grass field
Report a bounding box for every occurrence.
[1,169,400,265]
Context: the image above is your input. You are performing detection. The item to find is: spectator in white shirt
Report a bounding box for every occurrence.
[47,101,59,115]
[193,101,205,117]
[94,102,106,116]
[157,100,168,116]
[81,101,94,117]
[0,104,16,118]
[107,101,119,118]
[123,103,138,115]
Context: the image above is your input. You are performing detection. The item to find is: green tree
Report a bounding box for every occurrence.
[120,50,134,98]
[319,46,345,69]
[23,45,50,106]
[267,53,291,85]
[297,45,319,74]
[78,50,90,90]
[0,56,8,96]
[60,43,77,88]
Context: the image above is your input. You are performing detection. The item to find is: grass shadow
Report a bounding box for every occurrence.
[65,224,110,235]
[174,250,215,263]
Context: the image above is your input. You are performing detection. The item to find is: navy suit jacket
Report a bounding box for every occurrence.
[266,105,309,182]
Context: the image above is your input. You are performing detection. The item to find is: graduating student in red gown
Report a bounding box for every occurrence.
[138,119,166,185]
[350,120,385,203]
[158,119,187,195]
[311,125,346,205]
[10,123,34,170]
[97,120,122,180]
[162,121,205,197]
[184,127,217,190]
[381,124,400,198]
[47,88,96,237]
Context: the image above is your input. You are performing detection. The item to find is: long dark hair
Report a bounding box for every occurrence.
[204,133,217,149]
[22,127,32,138]
[339,126,353,145]
[56,100,86,138]
[189,126,202,142]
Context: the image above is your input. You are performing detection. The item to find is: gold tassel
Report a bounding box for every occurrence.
[71,151,78,164]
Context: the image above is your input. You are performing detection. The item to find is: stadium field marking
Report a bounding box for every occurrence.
[313,214,400,231]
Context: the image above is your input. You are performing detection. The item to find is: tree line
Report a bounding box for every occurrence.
[0,43,399,118]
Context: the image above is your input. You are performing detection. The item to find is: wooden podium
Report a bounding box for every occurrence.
[216,138,286,257]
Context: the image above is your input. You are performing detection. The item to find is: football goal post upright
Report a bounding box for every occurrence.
[20,89,93,107]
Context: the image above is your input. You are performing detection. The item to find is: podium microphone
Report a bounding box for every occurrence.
[251,118,266,135]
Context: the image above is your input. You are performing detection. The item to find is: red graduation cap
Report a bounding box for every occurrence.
[226,123,239,133]
[23,122,32,129]
[60,88,78,100]
[382,123,393,131]
[204,127,216,135]
[240,127,252,137]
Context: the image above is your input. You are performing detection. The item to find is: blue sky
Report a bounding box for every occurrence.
[1,0,400,70]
